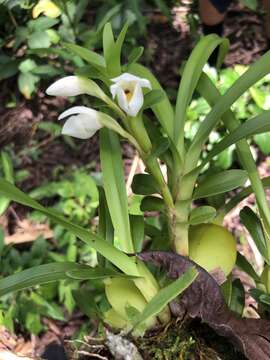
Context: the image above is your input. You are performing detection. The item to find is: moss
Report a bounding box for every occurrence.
[136,318,247,360]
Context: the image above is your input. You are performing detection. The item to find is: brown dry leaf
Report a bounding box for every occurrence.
[139,251,270,360]
[5,219,53,245]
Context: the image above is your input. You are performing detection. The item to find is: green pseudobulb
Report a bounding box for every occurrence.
[189,223,237,276]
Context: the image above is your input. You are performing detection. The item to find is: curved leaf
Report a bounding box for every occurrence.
[133,266,198,328]
[0,262,87,297]
[0,179,139,276]
[193,170,248,199]
[175,35,229,152]
[187,50,270,168]
[240,206,269,263]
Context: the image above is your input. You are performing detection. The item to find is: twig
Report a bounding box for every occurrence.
[77,351,108,359]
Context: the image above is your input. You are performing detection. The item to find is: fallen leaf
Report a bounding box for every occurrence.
[139,251,270,360]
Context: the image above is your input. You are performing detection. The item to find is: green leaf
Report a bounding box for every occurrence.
[66,267,137,280]
[103,23,128,78]
[189,206,216,225]
[98,186,114,242]
[224,176,270,214]
[134,266,198,328]
[236,252,260,282]
[240,0,257,10]
[221,276,232,305]
[32,65,61,77]
[103,23,119,77]
[143,90,165,109]
[254,132,270,155]
[0,179,139,276]
[188,49,270,166]
[0,151,14,215]
[198,111,270,169]
[28,31,51,49]
[30,292,65,321]
[127,46,144,65]
[28,17,59,31]
[25,312,42,335]
[250,288,270,311]
[140,196,164,212]
[73,288,101,319]
[229,279,245,316]
[260,293,270,306]
[196,71,270,234]
[132,174,159,195]
[193,170,248,199]
[175,35,229,152]
[18,59,37,73]
[64,42,106,70]
[0,262,87,297]
[18,72,39,99]
[0,228,4,255]
[130,215,144,253]
[100,129,133,253]
[0,58,19,81]
[240,206,269,263]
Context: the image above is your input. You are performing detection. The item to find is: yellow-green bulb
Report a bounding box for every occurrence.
[189,224,237,276]
[104,277,156,328]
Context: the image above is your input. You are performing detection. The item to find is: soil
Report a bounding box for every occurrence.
[1,1,270,359]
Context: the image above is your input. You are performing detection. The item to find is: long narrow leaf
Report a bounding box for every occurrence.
[103,23,119,77]
[64,43,106,70]
[0,179,138,276]
[134,266,198,328]
[175,35,229,153]
[198,111,270,169]
[188,50,270,168]
[223,176,270,214]
[240,206,269,263]
[236,252,260,282]
[0,262,87,297]
[196,71,270,235]
[100,129,134,253]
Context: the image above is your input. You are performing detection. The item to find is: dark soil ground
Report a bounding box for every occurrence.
[1,1,270,359]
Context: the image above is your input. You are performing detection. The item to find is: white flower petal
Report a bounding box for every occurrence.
[61,113,102,139]
[46,76,88,97]
[111,73,151,89]
[138,78,152,90]
[116,87,130,115]
[58,106,97,120]
[109,84,118,99]
[127,83,144,116]
[111,73,141,83]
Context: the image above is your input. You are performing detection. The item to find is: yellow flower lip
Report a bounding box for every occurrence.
[124,88,133,102]
[110,72,152,117]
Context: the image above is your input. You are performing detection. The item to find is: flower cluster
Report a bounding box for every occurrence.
[46,73,152,140]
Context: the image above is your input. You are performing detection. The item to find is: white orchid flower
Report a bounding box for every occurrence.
[110,73,152,117]
[58,106,103,139]
[46,75,125,119]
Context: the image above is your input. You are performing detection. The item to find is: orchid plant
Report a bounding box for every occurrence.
[1,23,270,336]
